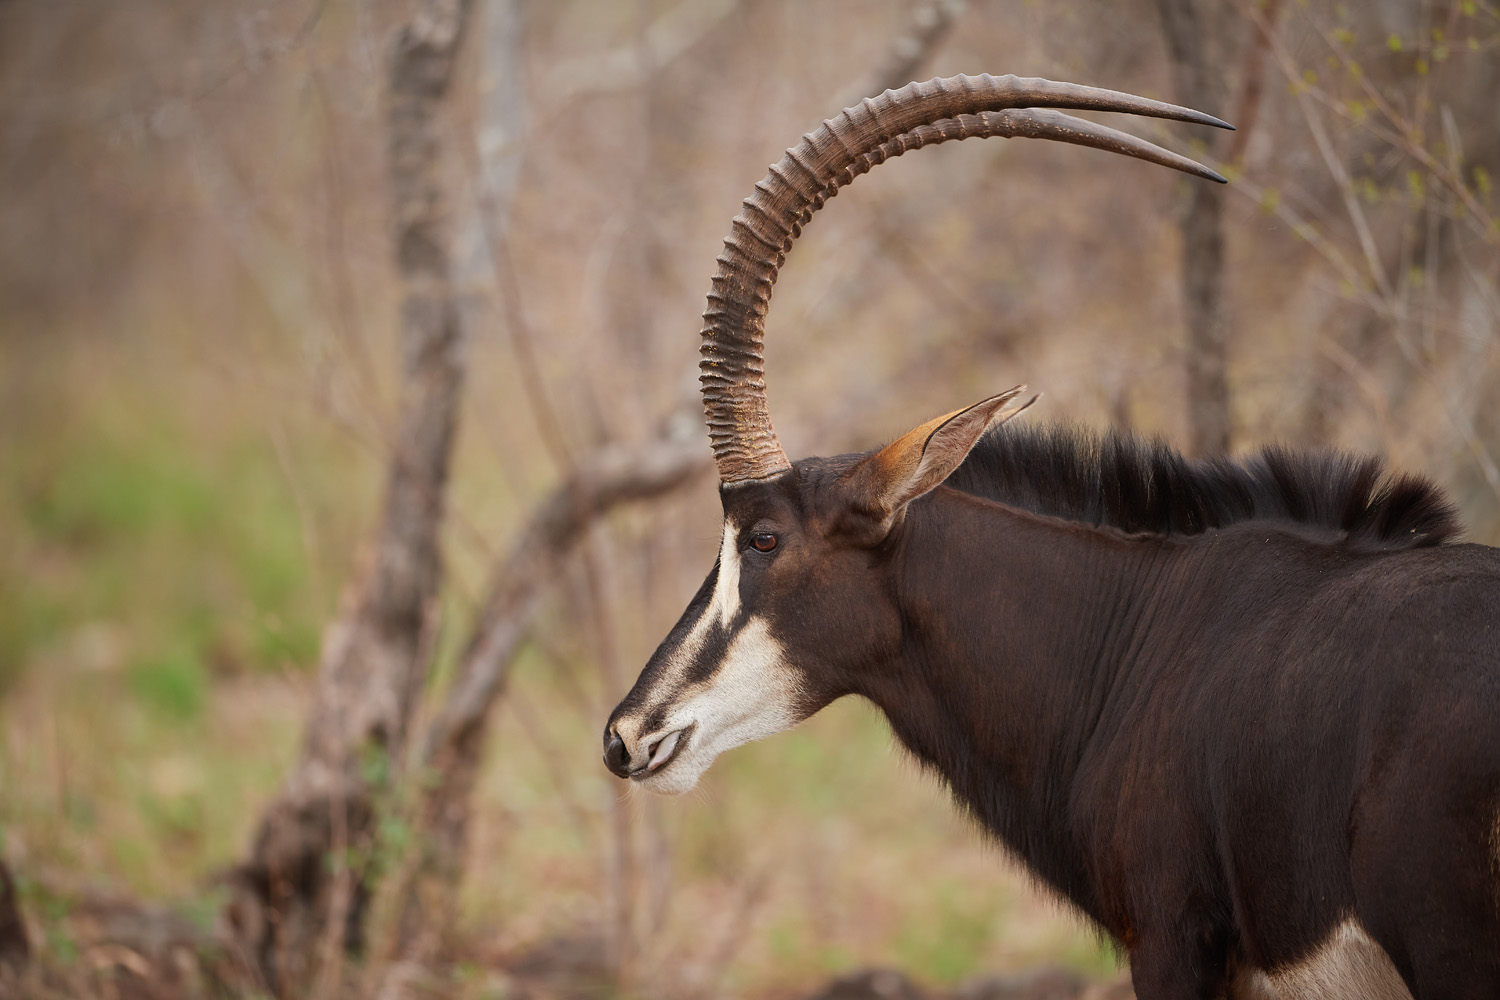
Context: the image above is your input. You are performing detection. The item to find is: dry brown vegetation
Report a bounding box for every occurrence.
[1,1,1497,998]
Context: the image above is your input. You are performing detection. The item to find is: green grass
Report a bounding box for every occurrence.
[128,646,207,721]
[894,880,1004,983]
[0,355,334,703]
[0,334,352,896]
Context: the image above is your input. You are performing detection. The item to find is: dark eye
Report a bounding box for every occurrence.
[750,533,778,553]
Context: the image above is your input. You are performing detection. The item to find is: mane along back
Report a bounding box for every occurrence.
[946,423,1461,550]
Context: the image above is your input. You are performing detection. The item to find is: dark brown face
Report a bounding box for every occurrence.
[601,458,899,794]
[602,390,1032,794]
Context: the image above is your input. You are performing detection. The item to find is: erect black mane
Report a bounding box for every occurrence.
[945,422,1461,550]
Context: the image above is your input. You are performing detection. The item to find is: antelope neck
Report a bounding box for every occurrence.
[861,489,1190,919]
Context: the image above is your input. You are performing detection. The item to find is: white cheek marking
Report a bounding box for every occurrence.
[1235,919,1410,1000]
[714,523,741,627]
[675,617,796,749]
[636,616,799,796]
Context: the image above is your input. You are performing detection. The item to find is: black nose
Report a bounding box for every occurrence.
[603,731,632,779]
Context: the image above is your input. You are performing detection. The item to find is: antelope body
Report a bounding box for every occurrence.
[602,75,1500,999]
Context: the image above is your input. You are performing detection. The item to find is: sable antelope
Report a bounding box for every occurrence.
[602,75,1500,1000]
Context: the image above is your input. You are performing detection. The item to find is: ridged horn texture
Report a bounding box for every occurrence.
[701,73,1233,484]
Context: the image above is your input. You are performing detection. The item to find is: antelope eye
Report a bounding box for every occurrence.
[750,533,778,553]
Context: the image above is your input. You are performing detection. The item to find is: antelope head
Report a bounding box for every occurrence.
[603,74,1229,794]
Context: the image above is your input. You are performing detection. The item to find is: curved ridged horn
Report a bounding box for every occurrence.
[702,73,1232,484]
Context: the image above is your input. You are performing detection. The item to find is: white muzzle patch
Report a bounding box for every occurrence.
[632,616,798,794]
[619,523,801,795]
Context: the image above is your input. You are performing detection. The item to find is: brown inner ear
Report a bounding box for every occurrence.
[845,386,1033,537]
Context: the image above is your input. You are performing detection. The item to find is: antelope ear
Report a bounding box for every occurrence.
[843,386,1036,538]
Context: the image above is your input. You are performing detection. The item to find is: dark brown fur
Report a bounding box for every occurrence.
[612,416,1500,999]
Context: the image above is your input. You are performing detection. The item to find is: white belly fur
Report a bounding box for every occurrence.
[1230,919,1411,1000]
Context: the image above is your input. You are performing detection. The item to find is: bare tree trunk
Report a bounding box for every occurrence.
[364,7,710,994]
[1224,0,1280,168]
[369,435,706,999]
[1155,0,1233,456]
[224,2,474,994]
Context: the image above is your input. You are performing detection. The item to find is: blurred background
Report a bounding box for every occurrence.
[0,0,1496,998]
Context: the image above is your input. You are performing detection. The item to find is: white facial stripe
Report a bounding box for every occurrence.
[714,523,741,627]
[1238,919,1410,1000]
[647,522,738,680]
[621,523,740,729]
[634,616,799,795]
